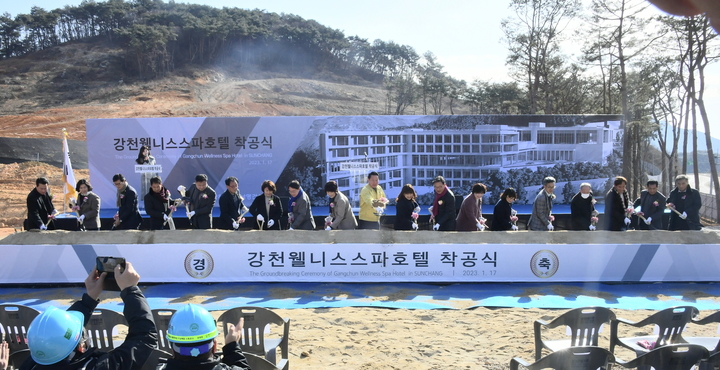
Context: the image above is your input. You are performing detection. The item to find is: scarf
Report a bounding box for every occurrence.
[329,195,336,215]
[613,188,629,211]
[116,183,127,208]
[151,186,170,204]
[288,188,304,213]
[432,186,448,217]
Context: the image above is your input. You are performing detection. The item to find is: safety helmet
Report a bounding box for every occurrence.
[167,304,218,357]
[27,306,85,365]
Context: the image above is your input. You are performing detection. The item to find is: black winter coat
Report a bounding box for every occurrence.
[394,197,418,231]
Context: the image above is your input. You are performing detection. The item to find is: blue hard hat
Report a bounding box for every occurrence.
[27,306,85,365]
[166,304,218,344]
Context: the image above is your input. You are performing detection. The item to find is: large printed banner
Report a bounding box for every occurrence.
[1,243,717,283]
[87,115,623,208]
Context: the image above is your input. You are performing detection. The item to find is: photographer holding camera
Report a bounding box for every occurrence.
[20,261,157,370]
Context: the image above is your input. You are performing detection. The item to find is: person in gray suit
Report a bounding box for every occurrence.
[74,179,101,231]
[528,177,556,231]
[287,180,316,230]
[324,181,357,230]
[184,174,217,229]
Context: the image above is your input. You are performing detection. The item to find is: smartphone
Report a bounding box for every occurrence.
[95,257,126,291]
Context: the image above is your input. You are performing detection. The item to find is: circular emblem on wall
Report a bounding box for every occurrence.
[530,249,559,278]
[184,250,214,279]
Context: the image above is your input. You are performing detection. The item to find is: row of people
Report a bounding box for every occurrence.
[0,261,251,370]
[26,172,702,232]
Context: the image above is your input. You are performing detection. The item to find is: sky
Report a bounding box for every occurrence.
[4,0,720,136]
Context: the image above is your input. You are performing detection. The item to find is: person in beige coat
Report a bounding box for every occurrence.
[324,181,357,230]
[74,179,101,230]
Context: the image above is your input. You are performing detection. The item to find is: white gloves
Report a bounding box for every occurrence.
[375,206,384,214]
[511,225,518,231]
[267,219,274,228]
[163,214,169,221]
[257,214,265,222]
[414,206,421,213]
[325,226,332,231]
[645,217,652,225]
[324,216,333,223]
[289,227,294,230]
[680,212,688,219]
[589,225,596,231]
[428,206,433,213]
[624,217,631,225]
[411,223,418,230]
[433,223,440,231]
[476,223,485,231]
[547,224,554,231]
[78,215,85,223]
[40,224,47,230]
[232,220,239,229]
[187,211,195,218]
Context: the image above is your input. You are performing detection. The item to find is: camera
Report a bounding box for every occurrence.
[96,256,126,291]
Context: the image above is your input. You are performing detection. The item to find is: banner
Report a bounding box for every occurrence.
[62,128,78,206]
[1,243,717,283]
[87,115,623,208]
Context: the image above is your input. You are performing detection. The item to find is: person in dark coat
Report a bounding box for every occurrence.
[394,184,420,231]
[74,179,101,231]
[26,177,56,230]
[20,261,157,370]
[112,173,142,230]
[144,176,175,230]
[604,176,631,231]
[218,176,247,230]
[184,174,217,229]
[287,180,315,230]
[634,180,666,230]
[249,180,283,230]
[159,304,250,370]
[570,183,596,231]
[430,176,456,231]
[456,183,486,231]
[324,181,357,230]
[492,188,518,231]
[667,174,703,230]
[528,177,556,231]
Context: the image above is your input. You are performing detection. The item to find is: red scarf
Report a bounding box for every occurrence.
[432,186,448,217]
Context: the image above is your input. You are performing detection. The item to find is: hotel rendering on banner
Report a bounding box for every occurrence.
[87,115,623,208]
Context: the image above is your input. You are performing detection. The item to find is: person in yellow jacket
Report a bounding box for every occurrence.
[359,171,387,229]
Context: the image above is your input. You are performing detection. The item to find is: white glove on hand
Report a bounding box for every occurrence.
[547,223,554,231]
[267,219,274,228]
[589,225,596,231]
[414,206,421,213]
[163,214,169,221]
[511,224,518,231]
[433,223,440,231]
[411,223,418,230]
[187,211,195,218]
[289,227,294,230]
[428,206,433,213]
[476,223,485,231]
[257,214,264,222]
[232,221,239,229]
[40,224,47,230]
[78,215,85,223]
[324,216,333,223]
[645,217,652,225]
[624,217,631,225]
[375,206,383,214]
[325,226,332,231]
[680,212,688,220]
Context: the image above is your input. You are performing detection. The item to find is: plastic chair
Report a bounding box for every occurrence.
[0,304,40,369]
[510,346,614,370]
[85,308,128,350]
[151,308,176,355]
[683,310,720,370]
[614,344,709,370]
[534,307,616,360]
[610,306,698,357]
[218,307,289,370]
[244,352,283,370]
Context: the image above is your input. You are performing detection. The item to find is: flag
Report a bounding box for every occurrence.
[62,128,78,206]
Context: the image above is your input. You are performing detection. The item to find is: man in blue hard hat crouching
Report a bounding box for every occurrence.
[160,304,250,370]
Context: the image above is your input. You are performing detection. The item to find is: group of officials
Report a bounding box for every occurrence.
[26,167,703,232]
